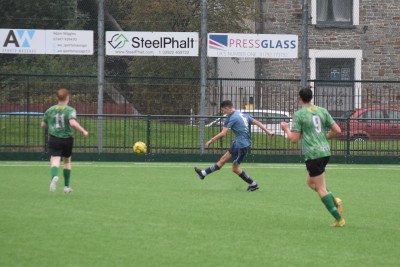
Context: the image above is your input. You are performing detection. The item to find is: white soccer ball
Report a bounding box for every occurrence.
[133,141,147,154]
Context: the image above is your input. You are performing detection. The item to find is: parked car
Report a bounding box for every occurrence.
[205,109,292,137]
[337,107,400,141]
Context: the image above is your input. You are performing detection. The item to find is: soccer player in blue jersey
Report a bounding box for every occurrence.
[194,100,274,191]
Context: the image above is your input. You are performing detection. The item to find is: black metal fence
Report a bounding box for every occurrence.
[1,74,400,160]
[1,113,400,158]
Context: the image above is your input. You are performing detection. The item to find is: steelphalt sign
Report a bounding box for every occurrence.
[106,31,199,56]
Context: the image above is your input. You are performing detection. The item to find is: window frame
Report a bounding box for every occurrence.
[309,49,362,109]
[316,58,355,84]
[386,110,400,124]
[311,0,359,26]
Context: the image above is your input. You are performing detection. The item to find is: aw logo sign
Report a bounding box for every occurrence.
[208,34,228,51]
[4,29,35,47]
[0,29,46,54]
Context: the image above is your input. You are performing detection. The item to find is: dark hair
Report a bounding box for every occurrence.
[220,100,233,108]
[298,86,313,103]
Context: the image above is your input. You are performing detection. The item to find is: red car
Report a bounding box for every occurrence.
[337,107,400,141]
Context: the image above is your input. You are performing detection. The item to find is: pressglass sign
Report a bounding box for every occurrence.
[208,33,298,59]
[0,29,93,55]
[106,31,199,56]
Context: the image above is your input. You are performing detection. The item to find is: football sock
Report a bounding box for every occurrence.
[51,167,58,179]
[321,194,341,220]
[327,189,336,199]
[63,169,71,187]
[239,171,254,184]
[204,164,220,175]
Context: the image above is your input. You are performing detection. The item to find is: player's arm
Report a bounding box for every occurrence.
[69,119,89,137]
[281,122,301,143]
[326,122,341,139]
[40,113,47,128]
[205,127,228,148]
[251,118,274,136]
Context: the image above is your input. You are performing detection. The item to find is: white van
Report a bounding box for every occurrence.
[205,109,292,137]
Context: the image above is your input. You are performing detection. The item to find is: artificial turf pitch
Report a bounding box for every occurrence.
[0,162,399,267]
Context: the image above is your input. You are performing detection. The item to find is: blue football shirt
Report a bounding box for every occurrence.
[224,110,253,148]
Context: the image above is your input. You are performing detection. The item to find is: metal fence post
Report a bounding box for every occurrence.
[97,0,105,154]
[25,75,30,146]
[146,115,151,154]
[301,0,309,88]
[199,0,208,154]
[346,117,350,156]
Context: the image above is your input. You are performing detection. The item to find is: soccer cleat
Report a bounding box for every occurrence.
[334,197,343,214]
[64,187,73,193]
[194,167,205,180]
[50,176,59,192]
[246,184,259,192]
[331,218,346,227]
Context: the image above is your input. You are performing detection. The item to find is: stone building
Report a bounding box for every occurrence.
[213,0,400,115]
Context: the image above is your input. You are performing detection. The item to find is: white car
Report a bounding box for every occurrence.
[205,109,292,136]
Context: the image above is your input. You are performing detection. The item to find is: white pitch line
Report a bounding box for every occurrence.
[0,162,400,171]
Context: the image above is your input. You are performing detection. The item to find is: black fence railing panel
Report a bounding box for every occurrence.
[1,75,400,159]
[2,113,400,157]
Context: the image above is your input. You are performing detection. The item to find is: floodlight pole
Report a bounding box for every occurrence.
[97,0,105,153]
[301,0,309,88]
[199,0,207,154]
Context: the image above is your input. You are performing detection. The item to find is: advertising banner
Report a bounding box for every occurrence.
[0,29,93,55]
[208,33,298,59]
[46,30,93,55]
[106,31,199,57]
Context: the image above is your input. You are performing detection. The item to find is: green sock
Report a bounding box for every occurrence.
[327,188,335,199]
[321,194,341,220]
[64,169,71,187]
[51,167,58,180]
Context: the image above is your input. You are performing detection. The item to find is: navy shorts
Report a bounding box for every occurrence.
[228,145,249,165]
[48,135,74,158]
[305,156,330,177]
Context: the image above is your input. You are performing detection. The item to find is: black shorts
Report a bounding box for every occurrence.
[228,145,249,165]
[48,135,74,158]
[305,156,330,177]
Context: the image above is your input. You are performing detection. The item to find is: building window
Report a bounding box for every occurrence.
[312,0,359,26]
[309,50,362,115]
[316,59,354,82]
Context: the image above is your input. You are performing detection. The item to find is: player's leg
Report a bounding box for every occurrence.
[231,147,258,191]
[312,173,343,224]
[307,166,343,214]
[194,151,231,179]
[48,135,62,192]
[63,157,73,193]
[49,156,61,192]
[62,137,74,193]
[306,173,316,191]
[306,157,344,226]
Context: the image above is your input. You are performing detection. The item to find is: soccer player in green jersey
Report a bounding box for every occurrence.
[281,86,345,227]
[41,88,89,193]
